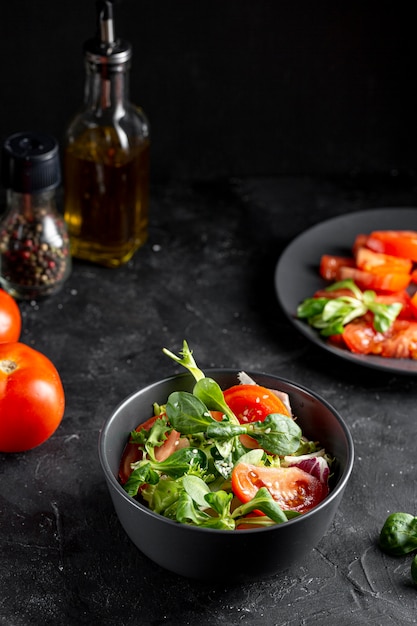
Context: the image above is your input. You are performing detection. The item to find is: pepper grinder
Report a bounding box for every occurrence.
[0,131,71,299]
[63,0,150,268]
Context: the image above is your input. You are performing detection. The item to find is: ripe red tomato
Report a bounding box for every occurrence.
[223,384,290,423]
[0,342,65,452]
[231,462,329,514]
[0,289,21,343]
[366,230,417,262]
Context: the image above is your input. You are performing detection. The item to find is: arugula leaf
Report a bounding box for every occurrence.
[297,279,403,336]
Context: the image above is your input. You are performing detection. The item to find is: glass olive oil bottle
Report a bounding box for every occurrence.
[64,1,150,268]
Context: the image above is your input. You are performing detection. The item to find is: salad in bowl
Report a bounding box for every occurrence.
[119,341,332,530]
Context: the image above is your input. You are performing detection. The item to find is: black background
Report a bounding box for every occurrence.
[1,0,416,181]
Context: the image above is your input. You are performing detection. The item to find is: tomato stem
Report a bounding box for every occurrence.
[0,359,17,374]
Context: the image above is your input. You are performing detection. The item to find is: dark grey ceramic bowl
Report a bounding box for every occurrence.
[98,370,354,582]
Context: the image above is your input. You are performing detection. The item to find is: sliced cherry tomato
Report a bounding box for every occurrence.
[239,433,260,449]
[342,317,417,358]
[118,415,181,484]
[119,416,157,483]
[339,265,411,293]
[231,463,329,514]
[355,247,412,275]
[319,254,355,281]
[0,342,65,452]
[210,411,225,422]
[411,269,417,284]
[223,384,290,423]
[327,333,347,348]
[341,316,381,354]
[0,289,21,343]
[380,323,417,358]
[366,230,417,262]
[154,429,181,462]
[352,233,369,256]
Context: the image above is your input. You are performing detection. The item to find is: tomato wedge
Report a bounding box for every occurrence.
[338,265,411,293]
[342,317,417,358]
[319,255,355,281]
[118,415,180,484]
[366,230,417,262]
[223,384,290,423]
[355,247,412,275]
[231,463,329,514]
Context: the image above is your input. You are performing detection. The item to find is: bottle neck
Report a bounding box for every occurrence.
[84,60,130,116]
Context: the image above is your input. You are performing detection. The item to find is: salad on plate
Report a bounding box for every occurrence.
[297,229,417,360]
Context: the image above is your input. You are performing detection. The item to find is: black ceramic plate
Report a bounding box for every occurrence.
[275,208,417,374]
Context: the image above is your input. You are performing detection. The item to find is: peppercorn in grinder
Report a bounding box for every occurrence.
[0,131,72,299]
[63,0,150,268]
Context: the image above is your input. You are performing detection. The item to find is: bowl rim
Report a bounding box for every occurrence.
[98,369,355,535]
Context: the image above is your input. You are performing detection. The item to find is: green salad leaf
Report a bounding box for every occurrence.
[297,279,403,336]
[166,391,215,434]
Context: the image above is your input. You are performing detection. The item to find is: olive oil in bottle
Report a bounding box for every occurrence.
[64,1,150,268]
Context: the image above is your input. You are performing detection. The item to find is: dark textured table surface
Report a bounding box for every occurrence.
[1,176,417,625]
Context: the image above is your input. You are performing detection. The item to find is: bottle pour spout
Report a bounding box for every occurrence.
[97,0,115,47]
[85,0,130,63]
